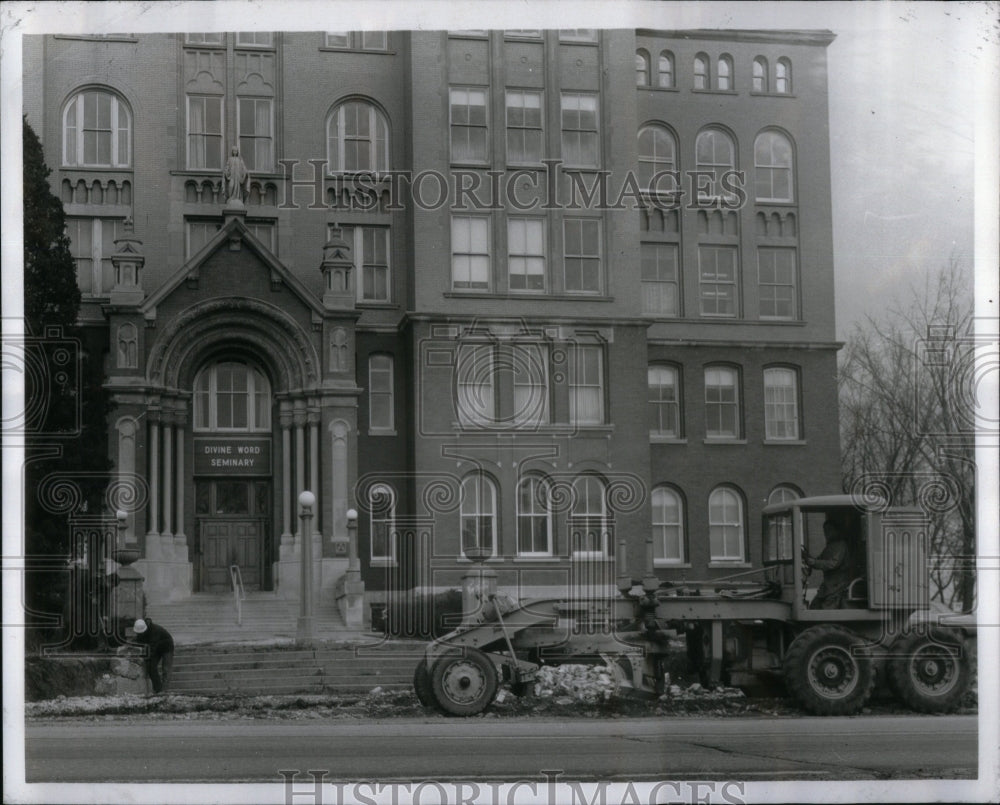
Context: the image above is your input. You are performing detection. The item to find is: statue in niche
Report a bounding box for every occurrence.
[224,145,250,205]
[330,328,349,373]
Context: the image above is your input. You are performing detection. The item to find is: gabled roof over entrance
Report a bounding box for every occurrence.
[140,214,326,324]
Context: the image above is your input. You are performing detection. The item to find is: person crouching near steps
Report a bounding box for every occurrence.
[133,618,174,694]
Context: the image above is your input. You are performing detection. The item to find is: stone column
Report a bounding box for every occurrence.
[173,413,187,557]
[308,407,320,532]
[294,402,306,551]
[161,417,174,539]
[280,405,293,548]
[147,415,160,539]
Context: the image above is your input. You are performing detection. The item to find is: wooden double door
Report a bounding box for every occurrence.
[195,479,271,592]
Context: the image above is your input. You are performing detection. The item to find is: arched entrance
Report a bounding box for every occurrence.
[141,297,324,602]
[191,360,273,591]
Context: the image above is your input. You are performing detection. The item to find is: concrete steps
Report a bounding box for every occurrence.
[167,643,422,696]
[146,592,353,646]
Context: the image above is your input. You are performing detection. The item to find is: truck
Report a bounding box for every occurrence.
[413,495,975,716]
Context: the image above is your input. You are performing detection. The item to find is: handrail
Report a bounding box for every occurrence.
[230,564,246,626]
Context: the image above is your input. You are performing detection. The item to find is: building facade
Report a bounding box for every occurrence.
[23,28,842,629]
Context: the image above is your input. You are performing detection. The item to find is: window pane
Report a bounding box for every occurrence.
[705,367,739,438]
[764,368,799,439]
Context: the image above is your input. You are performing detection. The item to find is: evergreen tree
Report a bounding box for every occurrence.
[22,117,113,640]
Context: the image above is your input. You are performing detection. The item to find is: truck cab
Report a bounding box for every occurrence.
[762,494,929,624]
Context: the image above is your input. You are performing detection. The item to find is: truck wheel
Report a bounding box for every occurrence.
[413,659,437,709]
[429,648,499,716]
[888,629,971,713]
[783,625,875,715]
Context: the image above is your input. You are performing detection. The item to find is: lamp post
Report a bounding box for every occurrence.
[297,490,316,645]
[346,508,360,579]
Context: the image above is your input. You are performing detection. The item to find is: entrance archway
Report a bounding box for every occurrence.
[191,359,274,592]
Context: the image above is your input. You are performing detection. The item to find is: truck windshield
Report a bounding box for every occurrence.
[763,511,794,563]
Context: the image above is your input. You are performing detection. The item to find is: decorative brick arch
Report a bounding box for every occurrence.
[145,298,320,393]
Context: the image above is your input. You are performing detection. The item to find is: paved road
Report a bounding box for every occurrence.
[25,715,976,782]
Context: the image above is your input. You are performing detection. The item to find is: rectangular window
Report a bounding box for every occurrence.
[507,217,545,291]
[559,29,598,42]
[216,363,249,429]
[236,32,273,47]
[451,216,490,290]
[570,345,604,425]
[186,219,222,259]
[66,218,121,295]
[456,344,496,427]
[560,92,599,167]
[237,97,274,172]
[325,31,388,50]
[764,368,800,440]
[368,354,394,431]
[648,365,680,437]
[705,367,740,439]
[246,220,275,253]
[186,33,224,45]
[563,218,601,293]
[698,245,738,317]
[517,478,551,555]
[450,87,489,163]
[512,344,549,426]
[641,243,679,316]
[339,225,390,302]
[506,90,543,164]
[187,95,224,170]
[758,247,797,319]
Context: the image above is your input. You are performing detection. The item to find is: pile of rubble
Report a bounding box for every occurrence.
[530,664,619,704]
[525,663,748,706]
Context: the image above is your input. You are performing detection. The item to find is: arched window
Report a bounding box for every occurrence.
[635,50,651,86]
[704,365,740,438]
[754,130,794,202]
[461,473,497,557]
[517,475,552,556]
[327,100,389,173]
[658,51,675,88]
[571,475,607,555]
[116,323,137,369]
[768,484,801,505]
[63,88,131,167]
[193,361,271,431]
[709,486,745,561]
[369,483,396,560]
[637,124,676,188]
[763,366,800,440]
[766,485,800,561]
[648,364,680,437]
[695,128,736,200]
[752,57,768,92]
[693,54,709,90]
[368,354,394,431]
[776,58,792,93]
[717,55,733,90]
[652,485,685,563]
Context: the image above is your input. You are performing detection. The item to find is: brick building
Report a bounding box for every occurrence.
[23,28,842,631]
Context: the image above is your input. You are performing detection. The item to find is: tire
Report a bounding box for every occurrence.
[783,625,875,715]
[413,659,437,709]
[888,629,971,713]
[429,647,499,716]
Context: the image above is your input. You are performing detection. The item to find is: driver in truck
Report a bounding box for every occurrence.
[802,519,853,609]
